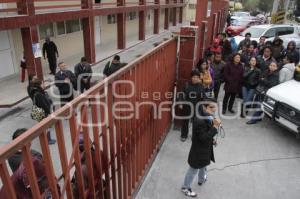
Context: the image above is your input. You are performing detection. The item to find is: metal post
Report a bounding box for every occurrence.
[117,0,126,48]
[139,0,146,40]
[82,0,96,63]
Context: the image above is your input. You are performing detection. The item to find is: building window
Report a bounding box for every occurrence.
[56,21,66,35]
[66,19,80,34]
[127,12,137,20]
[39,23,54,40]
[107,14,116,24]
[189,4,196,9]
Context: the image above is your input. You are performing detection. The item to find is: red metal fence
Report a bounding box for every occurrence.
[0,37,177,199]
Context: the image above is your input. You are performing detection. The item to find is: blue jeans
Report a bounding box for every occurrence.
[242,86,255,104]
[182,166,207,189]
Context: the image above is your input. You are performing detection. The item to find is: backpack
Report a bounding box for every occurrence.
[294,70,300,82]
[31,93,46,122]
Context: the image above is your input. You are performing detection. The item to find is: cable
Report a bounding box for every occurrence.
[207,156,300,173]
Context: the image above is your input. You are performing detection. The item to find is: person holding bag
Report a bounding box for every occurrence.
[30,78,56,145]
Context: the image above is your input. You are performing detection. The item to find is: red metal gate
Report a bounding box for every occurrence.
[0,38,177,199]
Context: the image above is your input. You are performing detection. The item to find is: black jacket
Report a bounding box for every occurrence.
[211,61,225,82]
[188,117,218,169]
[179,81,206,106]
[74,62,93,81]
[243,67,261,89]
[55,70,77,94]
[30,87,52,115]
[256,55,276,72]
[257,70,279,92]
[103,61,127,77]
[42,41,58,58]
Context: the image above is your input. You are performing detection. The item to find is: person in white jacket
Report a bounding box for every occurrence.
[279,53,295,83]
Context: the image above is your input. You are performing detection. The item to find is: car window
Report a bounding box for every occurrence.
[263,28,276,38]
[241,27,266,37]
[276,27,294,36]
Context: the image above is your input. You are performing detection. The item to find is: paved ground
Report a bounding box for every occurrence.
[136,101,300,199]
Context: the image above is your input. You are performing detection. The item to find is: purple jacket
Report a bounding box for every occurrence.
[223,62,244,93]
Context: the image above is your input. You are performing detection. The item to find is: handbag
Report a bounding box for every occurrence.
[31,93,46,122]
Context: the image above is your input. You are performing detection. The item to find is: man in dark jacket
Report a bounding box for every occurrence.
[256,46,276,72]
[247,62,279,124]
[211,53,225,100]
[181,98,221,198]
[241,44,256,64]
[217,33,232,60]
[43,37,59,75]
[55,62,76,107]
[75,57,93,93]
[178,70,206,142]
[103,55,127,77]
[238,32,252,50]
[271,37,284,62]
[8,129,43,172]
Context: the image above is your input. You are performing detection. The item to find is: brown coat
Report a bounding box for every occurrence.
[200,70,212,88]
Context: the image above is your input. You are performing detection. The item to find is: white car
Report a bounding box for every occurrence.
[263,80,300,137]
[234,24,300,49]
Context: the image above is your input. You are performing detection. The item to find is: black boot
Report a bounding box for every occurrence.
[240,103,245,118]
[47,131,56,145]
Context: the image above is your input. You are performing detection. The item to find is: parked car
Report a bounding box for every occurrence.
[231,11,252,22]
[226,19,259,37]
[263,80,300,137]
[234,24,300,49]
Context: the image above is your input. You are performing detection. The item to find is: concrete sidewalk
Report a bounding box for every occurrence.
[136,115,300,199]
[0,25,182,107]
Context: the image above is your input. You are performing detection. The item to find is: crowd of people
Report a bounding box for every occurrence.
[179,32,300,197]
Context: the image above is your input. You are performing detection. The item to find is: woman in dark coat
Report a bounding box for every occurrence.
[181,99,220,198]
[247,62,279,125]
[222,53,244,114]
[30,78,56,144]
[271,37,284,62]
[241,57,261,117]
[282,40,300,64]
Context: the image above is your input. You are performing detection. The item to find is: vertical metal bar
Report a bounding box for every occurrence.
[114,83,123,199]
[69,114,86,199]
[99,89,111,199]
[107,83,118,199]
[0,163,17,199]
[22,145,41,199]
[54,121,73,199]
[39,131,60,199]
[119,74,128,199]
[125,72,132,197]
[81,104,96,198]
[90,97,105,199]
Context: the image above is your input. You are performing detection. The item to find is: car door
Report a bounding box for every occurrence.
[263,28,276,42]
[277,26,300,49]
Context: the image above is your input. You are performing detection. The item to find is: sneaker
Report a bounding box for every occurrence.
[181,188,197,197]
[198,178,207,186]
[180,137,187,142]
